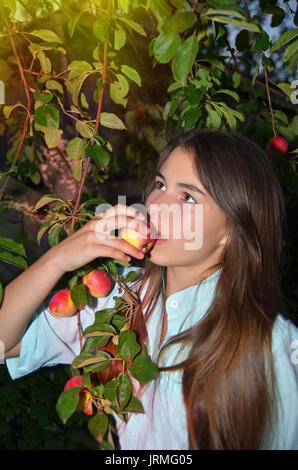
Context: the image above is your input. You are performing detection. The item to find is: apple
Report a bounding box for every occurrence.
[83,269,112,297]
[267,136,288,157]
[49,289,77,317]
[120,220,156,254]
[64,375,93,416]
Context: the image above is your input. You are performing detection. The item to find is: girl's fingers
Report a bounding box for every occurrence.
[96,204,146,222]
[86,232,145,259]
[88,243,133,263]
[93,214,150,241]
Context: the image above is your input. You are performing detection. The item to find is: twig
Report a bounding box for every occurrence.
[69,0,112,235]
[0,3,32,201]
[77,311,83,350]
[262,53,277,137]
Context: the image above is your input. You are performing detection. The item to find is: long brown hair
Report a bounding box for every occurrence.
[129,128,288,449]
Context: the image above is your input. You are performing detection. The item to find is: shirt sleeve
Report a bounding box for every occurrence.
[5,289,96,380]
[261,316,298,450]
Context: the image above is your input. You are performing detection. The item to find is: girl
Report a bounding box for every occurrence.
[1,129,298,450]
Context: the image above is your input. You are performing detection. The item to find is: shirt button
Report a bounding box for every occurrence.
[170,299,178,308]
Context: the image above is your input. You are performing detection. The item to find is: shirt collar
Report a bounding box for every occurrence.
[164,268,222,335]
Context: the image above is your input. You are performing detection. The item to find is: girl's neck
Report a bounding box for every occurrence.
[165,264,218,300]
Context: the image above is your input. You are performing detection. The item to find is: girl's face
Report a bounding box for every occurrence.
[145,146,228,271]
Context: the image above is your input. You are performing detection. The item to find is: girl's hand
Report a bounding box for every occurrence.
[48,204,148,274]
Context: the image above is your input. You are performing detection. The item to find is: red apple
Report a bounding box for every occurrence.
[267,136,288,156]
[119,220,156,254]
[49,289,77,317]
[83,269,112,297]
[64,375,83,389]
[64,375,93,415]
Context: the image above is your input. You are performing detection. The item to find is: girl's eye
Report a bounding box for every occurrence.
[154,180,197,204]
[182,192,196,204]
[154,180,165,191]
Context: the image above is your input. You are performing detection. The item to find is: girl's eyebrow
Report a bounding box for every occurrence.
[154,170,206,197]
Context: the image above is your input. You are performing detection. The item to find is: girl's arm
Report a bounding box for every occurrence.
[0,204,146,357]
[1,250,64,355]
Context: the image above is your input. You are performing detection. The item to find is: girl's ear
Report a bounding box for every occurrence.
[218,229,230,248]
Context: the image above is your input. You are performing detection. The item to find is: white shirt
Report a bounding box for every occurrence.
[6,266,298,449]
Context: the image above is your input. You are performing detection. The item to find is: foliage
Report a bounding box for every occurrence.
[0,0,297,449]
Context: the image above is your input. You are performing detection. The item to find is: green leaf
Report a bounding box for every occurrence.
[48,223,63,247]
[252,63,259,86]
[251,30,270,51]
[36,51,51,74]
[116,330,141,360]
[117,374,132,409]
[206,16,260,32]
[27,29,62,44]
[271,29,298,52]
[283,39,298,63]
[109,81,128,107]
[43,128,63,148]
[212,89,239,102]
[117,17,146,36]
[232,71,241,88]
[101,439,114,450]
[162,12,196,37]
[76,121,95,139]
[0,236,26,257]
[34,194,66,212]
[275,82,293,99]
[70,283,87,310]
[83,322,117,338]
[111,315,129,331]
[0,252,28,270]
[114,25,126,50]
[71,72,91,107]
[81,336,109,353]
[183,106,202,130]
[129,353,159,383]
[153,33,181,64]
[121,395,144,413]
[85,142,110,168]
[34,90,53,104]
[66,137,85,161]
[88,412,109,441]
[119,270,137,283]
[46,79,64,95]
[120,65,141,87]
[72,159,82,182]
[56,388,80,424]
[93,18,111,42]
[172,34,199,83]
[34,104,59,130]
[100,112,126,130]
[68,13,82,38]
[116,74,129,97]
[104,380,117,405]
[202,8,248,20]
[72,350,112,368]
[205,104,222,128]
[68,60,93,79]
[235,29,250,51]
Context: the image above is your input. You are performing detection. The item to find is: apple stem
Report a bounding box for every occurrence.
[262,55,277,138]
